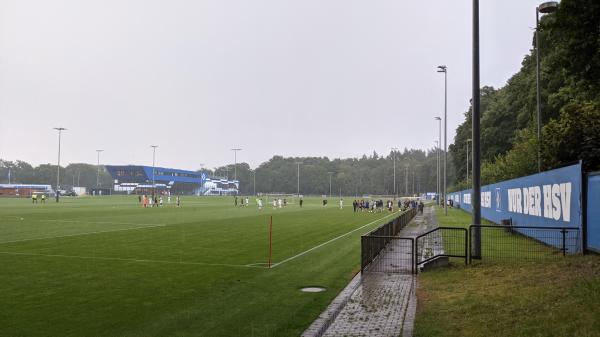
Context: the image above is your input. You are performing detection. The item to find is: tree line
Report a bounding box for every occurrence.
[449,0,600,191]
[0,160,113,190]
[208,149,455,196]
[1,148,455,196]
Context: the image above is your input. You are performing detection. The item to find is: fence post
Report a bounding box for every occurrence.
[464,229,468,265]
[561,228,567,256]
[414,237,419,274]
[360,236,364,273]
[411,239,415,274]
[468,225,472,264]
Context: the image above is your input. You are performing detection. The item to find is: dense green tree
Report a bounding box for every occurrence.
[450,0,600,189]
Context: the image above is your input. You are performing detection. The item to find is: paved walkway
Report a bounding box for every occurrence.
[303,206,437,337]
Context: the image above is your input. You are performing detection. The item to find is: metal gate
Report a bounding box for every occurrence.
[415,227,468,269]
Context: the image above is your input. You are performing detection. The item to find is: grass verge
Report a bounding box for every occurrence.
[414,206,600,337]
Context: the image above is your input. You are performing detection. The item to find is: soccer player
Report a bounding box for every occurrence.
[159,196,163,207]
[41,194,46,204]
[32,194,37,204]
[299,198,303,207]
[339,198,343,209]
[176,196,181,208]
[257,198,263,210]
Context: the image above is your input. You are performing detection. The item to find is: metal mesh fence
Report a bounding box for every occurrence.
[360,209,417,273]
[469,225,581,262]
[361,237,414,274]
[415,227,468,267]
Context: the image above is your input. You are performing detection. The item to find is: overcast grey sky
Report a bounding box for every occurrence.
[0,1,543,171]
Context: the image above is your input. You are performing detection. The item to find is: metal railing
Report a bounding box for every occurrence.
[468,225,581,263]
[360,211,582,274]
[364,208,417,237]
[360,209,417,273]
[361,237,414,274]
[415,227,468,268]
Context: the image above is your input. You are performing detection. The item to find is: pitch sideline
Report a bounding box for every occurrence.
[271,210,402,268]
[0,251,266,269]
[0,223,167,245]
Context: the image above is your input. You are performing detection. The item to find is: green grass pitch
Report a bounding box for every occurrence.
[0,196,400,337]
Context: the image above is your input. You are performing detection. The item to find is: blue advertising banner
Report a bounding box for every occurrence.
[586,174,600,253]
[448,163,582,251]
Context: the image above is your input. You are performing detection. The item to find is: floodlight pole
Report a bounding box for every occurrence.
[231,148,242,181]
[392,147,398,199]
[437,66,448,215]
[535,1,559,172]
[96,149,103,191]
[296,162,303,198]
[434,140,439,200]
[472,0,482,257]
[252,169,256,196]
[434,117,442,205]
[53,127,66,202]
[328,172,334,199]
[404,164,409,196]
[151,145,158,196]
[466,139,472,184]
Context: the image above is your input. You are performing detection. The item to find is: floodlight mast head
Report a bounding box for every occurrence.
[437,65,447,73]
[538,1,558,14]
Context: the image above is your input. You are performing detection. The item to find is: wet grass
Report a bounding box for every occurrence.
[0,196,400,337]
[414,206,600,337]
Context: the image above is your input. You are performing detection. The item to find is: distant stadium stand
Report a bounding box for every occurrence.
[105,165,239,195]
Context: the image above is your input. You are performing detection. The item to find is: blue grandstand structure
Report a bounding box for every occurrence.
[105,165,238,196]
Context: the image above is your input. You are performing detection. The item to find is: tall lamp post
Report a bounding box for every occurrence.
[404,164,409,196]
[434,140,440,202]
[150,145,158,197]
[437,66,448,215]
[472,0,482,257]
[412,169,415,195]
[535,1,559,172]
[53,127,66,202]
[434,116,442,206]
[252,169,256,196]
[96,149,104,193]
[391,147,398,199]
[296,162,303,198]
[231,148,242,181]
[327,171,334,199]
[466,138,472,184]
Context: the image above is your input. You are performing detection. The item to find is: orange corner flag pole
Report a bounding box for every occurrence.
[268,215,273,268]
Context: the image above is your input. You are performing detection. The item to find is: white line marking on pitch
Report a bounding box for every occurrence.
[271,211,401,268]
[0,224,167,245]
[44,219,148,226]
[0,251,267,269]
